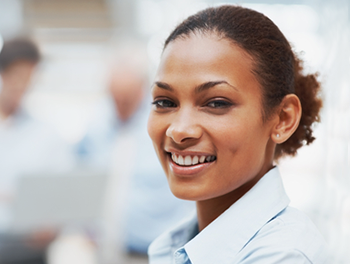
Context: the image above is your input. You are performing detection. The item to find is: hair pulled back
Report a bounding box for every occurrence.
[164,5,322,160]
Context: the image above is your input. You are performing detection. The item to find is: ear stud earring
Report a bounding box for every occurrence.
[276,134,280,138]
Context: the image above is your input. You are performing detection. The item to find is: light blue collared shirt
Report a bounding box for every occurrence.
[148,167,329,264]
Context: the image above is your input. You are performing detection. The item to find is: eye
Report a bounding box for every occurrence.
[206,100,232,108]
[152,99,177,108]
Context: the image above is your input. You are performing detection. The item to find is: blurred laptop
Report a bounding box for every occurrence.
[10,171,108,234]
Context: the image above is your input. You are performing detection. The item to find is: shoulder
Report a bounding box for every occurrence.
[237,207,329,264]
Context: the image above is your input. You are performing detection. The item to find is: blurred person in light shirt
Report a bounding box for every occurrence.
[0,37,74,233]
[76,41,194,262]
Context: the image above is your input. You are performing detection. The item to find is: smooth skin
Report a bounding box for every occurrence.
[147,33,301,231]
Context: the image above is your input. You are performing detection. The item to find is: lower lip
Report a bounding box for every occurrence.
[168,155,215,176]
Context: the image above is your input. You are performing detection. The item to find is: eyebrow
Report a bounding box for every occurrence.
[154,81,173,91]
[154,80,238,93]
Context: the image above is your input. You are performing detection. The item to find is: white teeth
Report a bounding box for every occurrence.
[178,155,184,165]
[171,153,216,166]
[172,153,177,163]
[184,155,192,165]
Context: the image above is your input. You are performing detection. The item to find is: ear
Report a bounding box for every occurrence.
[271,94,302,144]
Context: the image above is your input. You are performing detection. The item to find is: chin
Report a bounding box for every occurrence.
[172,192,197,201]
[168,181,210,201]
[169,183,196,201]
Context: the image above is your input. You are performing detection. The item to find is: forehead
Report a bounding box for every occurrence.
[156,33,259,94]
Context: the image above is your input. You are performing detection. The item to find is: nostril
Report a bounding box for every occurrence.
[166,119,203,143]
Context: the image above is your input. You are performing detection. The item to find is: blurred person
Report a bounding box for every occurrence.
[0,39,37,120]
[0,37,74,263]
[76,43,194,262]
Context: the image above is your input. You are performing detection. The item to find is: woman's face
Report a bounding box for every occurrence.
[148,34,276,202]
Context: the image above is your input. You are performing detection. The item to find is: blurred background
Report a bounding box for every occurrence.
[0,0,349,263]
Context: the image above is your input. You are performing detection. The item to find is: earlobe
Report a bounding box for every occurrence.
[271,94,302,144]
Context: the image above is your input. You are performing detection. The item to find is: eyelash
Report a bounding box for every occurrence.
[152,99,177,108]
[206,100,232,108]
[151,99,233,109]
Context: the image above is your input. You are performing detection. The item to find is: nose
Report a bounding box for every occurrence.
[166,109,202,144]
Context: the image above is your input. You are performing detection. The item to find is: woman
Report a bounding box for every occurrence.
[147,5,329,264]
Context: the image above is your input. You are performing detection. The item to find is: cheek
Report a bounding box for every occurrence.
[147,113,170,173]
[147,112,166,151]
[147,113,158,143]
[208,119,244,145]
[209,114,264,158]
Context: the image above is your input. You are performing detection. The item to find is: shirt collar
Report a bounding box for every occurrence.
[148,211,197,264]
[184,167,290,264]
[148,167,290,264]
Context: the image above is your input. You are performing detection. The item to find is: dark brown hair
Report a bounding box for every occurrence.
[0,37,41,72]
[164,5,322,160]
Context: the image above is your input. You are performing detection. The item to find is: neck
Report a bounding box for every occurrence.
[0,93,11,120]
[0,110,7,120]
[196,183,253,231]
[196,198,231,232]
[196,163,274,231]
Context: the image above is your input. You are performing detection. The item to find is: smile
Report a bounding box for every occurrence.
[171,153,217,166]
